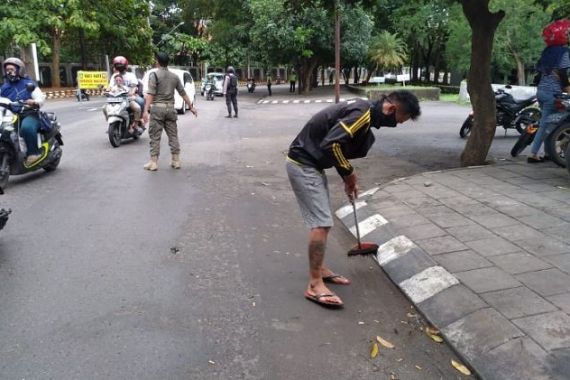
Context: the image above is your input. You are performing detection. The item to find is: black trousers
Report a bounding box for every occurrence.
[290,81,295,92]
[225,92,238,116]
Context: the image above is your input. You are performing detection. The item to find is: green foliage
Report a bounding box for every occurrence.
[445,3,471,74]
[368,31,407,71]
[341,4,375,68]
[491,0,549,80]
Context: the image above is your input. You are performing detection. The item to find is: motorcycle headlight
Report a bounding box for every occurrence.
[1,123,14,131]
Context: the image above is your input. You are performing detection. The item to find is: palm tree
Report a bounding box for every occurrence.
[365,31,407,84]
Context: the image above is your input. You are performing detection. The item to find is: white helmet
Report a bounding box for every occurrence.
[3,57,26,78]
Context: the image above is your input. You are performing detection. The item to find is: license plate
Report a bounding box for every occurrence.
[107,98,123,103]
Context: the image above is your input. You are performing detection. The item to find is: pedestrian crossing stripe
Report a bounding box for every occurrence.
[257,97,367,105]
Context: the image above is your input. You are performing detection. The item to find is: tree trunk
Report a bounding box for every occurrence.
[51,30,62,88]
[514,53,526,85]
[460,0,505,166]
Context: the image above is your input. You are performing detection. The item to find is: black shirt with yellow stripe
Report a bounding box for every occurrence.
[288,98,381,177]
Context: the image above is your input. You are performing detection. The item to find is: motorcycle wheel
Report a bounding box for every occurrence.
[511,130,535,157]
[515,108,541,134]
[43,146,62,172]
[0,152,10,191]
[544,122,570,167]
[460,116,473,138]
[108,121,122,148]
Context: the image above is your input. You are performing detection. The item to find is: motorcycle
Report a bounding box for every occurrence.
[204,82,216,101]
[103,90,145,147]
[460,87,540,138]
[511,93,570,167]
[246,80,256,93]
[0,83,64,192]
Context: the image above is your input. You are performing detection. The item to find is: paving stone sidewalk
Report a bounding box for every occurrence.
[336,162,570,380]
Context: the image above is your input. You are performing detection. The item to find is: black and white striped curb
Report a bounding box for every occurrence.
[256,96,368,105]
[335,185,481,376]
[45,89,105,99]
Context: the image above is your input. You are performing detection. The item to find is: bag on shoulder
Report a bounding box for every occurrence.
[229,74,238,90]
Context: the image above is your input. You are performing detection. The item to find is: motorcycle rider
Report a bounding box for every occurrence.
[108,56,144,128]
[528,19,570,163]
[0,57,46,165]
[104,74,142,134]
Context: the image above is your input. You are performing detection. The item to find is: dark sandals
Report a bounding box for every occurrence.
[304,291,344,308]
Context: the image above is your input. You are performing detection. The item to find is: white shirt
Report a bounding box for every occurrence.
[109,71,138,90]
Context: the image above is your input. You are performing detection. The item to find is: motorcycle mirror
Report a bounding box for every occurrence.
[25,83,36,92]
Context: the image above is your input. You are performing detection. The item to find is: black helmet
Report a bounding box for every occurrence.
[227,66,235,74]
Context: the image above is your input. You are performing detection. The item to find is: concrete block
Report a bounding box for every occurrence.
[489,252,552,275]
[416,235,468,255]
[494,223,548,242]
[547,293,570,314]
[473,337,550,380]
[516,268,570,297]
[515,238,570,257]
[513,311,570,351]
[382,246,437,284]
[446,224,496,243]
[443,308,524,359]
[467,212,519,228]
[418,284,487,328]
[466,237,521,257]
[398,223,447,241]
[481,286,558,319]
[434,250,494,273]
[455,267,521,294]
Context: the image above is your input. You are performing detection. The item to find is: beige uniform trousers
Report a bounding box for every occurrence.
[148,106,179,156]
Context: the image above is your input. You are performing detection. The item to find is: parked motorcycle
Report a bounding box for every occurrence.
[246,80,256,93]
[204,82,216,101]
[511,93,570,167]
[103,90,145,147]
[0,83,64,192]
[460,88,540,138]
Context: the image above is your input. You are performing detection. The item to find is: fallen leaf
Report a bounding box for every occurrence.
[376,336,395,349]
[451,359,472,375]
[370,342,379,358]
[406,312,417,318]
[426,331,443,343]
[415,365,422,370]
[396,358,403,362]
[425,326,440,335]
[358,321,365,325]
[208,360,215,365]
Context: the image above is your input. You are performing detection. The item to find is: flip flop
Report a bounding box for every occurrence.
[304,291,344,308]
[322,274,351,285]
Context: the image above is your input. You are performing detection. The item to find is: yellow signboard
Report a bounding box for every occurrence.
[77,71,108,89]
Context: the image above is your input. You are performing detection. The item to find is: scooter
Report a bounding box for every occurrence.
[511,93,570,167]
[103,90,145,147]
[246,80,256,93]
[204,82,216,101]
[460,87,540,138]
[0,83,64,192]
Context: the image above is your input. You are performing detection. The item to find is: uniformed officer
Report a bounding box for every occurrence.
[142,52,197,171]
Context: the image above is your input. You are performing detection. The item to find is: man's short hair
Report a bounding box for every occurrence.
[155,52,170,67]
[388,90,421,120]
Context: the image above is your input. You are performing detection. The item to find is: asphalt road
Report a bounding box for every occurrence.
[0,85,522,379]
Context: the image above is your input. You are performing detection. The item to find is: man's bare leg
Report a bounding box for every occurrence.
[306,227,343,305]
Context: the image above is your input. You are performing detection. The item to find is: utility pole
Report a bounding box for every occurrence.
[335,0,340,103]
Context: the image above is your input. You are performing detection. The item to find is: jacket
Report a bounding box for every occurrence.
[288,98,382,177]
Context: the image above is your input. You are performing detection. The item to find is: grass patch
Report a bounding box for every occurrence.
[439,93,459,102]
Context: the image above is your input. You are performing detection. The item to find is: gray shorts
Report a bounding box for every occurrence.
[286,159,333,228]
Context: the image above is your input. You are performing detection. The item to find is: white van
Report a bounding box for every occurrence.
[142,68,196,114]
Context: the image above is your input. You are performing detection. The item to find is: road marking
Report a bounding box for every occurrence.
[293,100,300,104]
[87,108,100,112]
[283,100,290,104]
[315,100,322,103]
[349,214,388,238]
[335,200,367,219]
[272,100,278,104]
[399,266,459,304]
[304,100,311,103]
[376,235,416,266]
[360,187,380,197]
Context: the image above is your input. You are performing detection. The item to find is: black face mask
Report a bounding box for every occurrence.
[6,73,18,83]
[379,108,398,128]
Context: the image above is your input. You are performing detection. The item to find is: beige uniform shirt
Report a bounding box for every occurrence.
[146,67,186,103]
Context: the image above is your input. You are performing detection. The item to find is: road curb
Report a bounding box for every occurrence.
[335,171,556,380]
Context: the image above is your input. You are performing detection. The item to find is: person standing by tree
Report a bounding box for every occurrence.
[267,73,273,96]
[142,52,197,171]
[223,66,239,118]
[528,19,570,163]
[289,71,297,93]
[286,91,421,308]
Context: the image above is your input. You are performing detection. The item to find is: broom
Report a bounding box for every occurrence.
[347,197,379,257]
